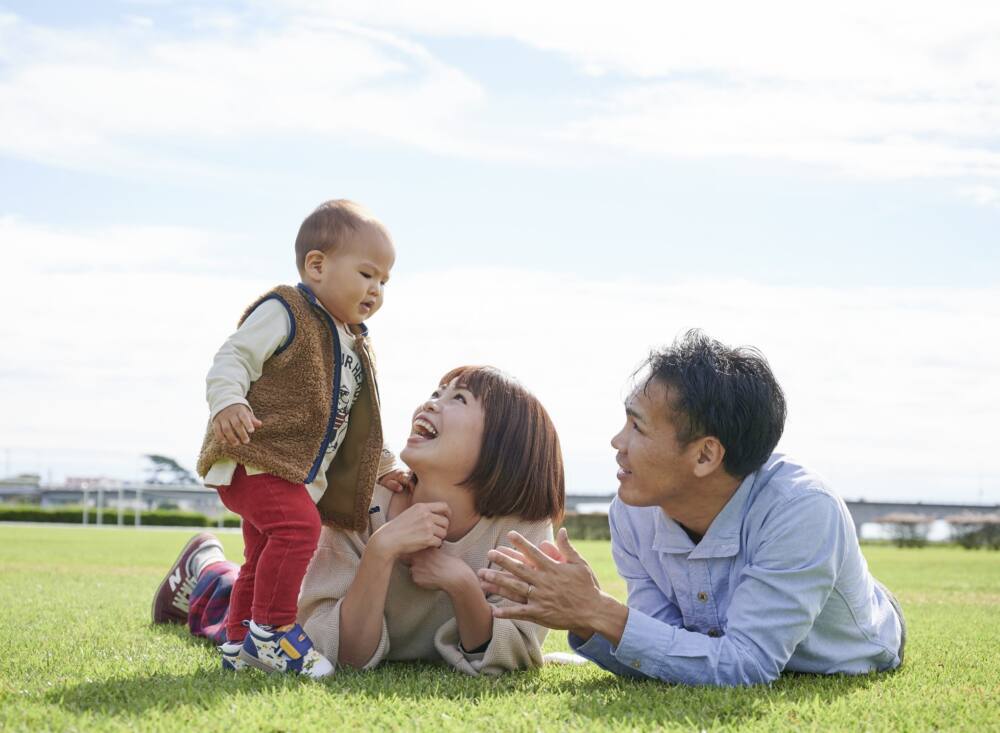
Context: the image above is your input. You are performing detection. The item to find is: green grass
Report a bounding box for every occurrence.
[1,525,998,732]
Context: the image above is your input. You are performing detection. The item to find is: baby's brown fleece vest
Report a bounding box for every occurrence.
[197,284,384,531]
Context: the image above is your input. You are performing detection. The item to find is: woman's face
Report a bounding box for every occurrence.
[400,377,485,484]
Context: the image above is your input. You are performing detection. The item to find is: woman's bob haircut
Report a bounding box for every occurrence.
[439,366,565,523]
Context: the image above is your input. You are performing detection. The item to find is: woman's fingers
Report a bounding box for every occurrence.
[425,501,452,519]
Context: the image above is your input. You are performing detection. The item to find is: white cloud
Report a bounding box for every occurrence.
[2,218,998,503]
[0,12,490,175]
[562,84,1000,180]
[959,185,1000,207]
[282,1,1000,88]
[0,215,229,273]
[277,1,1000,179]
[3,3,999,183]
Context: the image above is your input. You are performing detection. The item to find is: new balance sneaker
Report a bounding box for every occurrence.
[238,621,334,678]
[151,532,224,624]
[220,641,248,671]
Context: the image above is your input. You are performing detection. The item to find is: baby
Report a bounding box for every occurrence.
[195,200,407,677]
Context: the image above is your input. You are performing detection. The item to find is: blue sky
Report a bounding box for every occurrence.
[1,1,998,503]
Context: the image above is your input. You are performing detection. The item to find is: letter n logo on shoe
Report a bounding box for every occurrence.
[168,568,182,592]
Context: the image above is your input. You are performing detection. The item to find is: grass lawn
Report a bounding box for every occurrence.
[1,525,998,732]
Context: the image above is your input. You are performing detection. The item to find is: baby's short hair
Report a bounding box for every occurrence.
[294,199,390,274]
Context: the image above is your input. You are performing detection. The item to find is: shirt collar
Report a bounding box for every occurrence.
[651,471,757,559]
[296,282,369,337]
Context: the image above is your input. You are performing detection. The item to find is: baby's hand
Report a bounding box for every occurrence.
[379,468,414,494]
[212,404,262,447]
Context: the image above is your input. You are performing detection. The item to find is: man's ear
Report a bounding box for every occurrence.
[302,250,325,281]
[692,437,725,478]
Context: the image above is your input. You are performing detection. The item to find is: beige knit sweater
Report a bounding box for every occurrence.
[297,484,553,676]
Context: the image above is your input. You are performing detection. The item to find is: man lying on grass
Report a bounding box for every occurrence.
[480,329,906,686]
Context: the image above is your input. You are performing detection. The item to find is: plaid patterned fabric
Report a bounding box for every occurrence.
[188,561,239,645]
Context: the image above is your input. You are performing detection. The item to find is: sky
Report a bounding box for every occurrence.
[1,1,998,504]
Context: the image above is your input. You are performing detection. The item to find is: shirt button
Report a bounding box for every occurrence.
[708,628,721,638]
[631,659,642,669]
[697,592,709,602]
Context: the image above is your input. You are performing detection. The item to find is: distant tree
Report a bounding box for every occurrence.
[948,514,1000,551]
[143,454,198,485]
[877,512,931,548]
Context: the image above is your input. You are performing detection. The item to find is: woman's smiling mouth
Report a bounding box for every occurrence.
[411,416,439,440]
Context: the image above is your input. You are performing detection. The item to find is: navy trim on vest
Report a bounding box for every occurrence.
[297,283,345,485]
[248,293,297,356]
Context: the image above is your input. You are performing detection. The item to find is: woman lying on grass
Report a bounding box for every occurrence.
[153,366,565,676]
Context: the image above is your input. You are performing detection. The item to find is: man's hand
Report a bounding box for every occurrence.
[379,468,414,494]
[477,528,628,643]
[211,404,262,447]
[408,548,473,594]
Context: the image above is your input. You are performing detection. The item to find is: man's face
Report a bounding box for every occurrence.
[610,379,699,508]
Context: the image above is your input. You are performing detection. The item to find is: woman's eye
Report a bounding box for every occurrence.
[631,421,642,434]
[361,272,373,279]
[454,394,466,403]
[430,391,440,399]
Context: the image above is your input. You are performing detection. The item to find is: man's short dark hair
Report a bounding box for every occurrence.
[643,329,786,478]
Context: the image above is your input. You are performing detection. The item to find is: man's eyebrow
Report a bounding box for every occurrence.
[625,405,645,423]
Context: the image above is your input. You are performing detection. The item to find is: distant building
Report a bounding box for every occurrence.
[65,476,123,490]
[0,473,41,502]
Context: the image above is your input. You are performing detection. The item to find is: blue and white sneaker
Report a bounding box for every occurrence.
[238,621,333,678]
[220,641,248,671]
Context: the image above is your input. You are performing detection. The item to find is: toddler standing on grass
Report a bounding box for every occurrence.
[190,200,407,677]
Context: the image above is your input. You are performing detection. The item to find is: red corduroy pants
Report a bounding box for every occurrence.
[216,465,321,642]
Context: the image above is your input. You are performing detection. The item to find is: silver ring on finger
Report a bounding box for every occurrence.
[526,584,534,600]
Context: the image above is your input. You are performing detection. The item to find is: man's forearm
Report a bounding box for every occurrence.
[575,592,629,646]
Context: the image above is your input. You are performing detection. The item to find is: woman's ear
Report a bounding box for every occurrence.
[692,437,725,478]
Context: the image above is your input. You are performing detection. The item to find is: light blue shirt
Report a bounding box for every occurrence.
[570,454,903,686]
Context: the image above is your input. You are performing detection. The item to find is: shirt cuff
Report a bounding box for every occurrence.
[569,630,615,664]
[460,638,491,656]
[568,629,645,679]
[208,396,250,422]
[612,607,676,676]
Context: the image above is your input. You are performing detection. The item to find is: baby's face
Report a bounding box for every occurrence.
[309,224,395,325]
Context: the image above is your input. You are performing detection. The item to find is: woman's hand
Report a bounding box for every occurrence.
[408,548,474,594]
[369,502,451,562]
